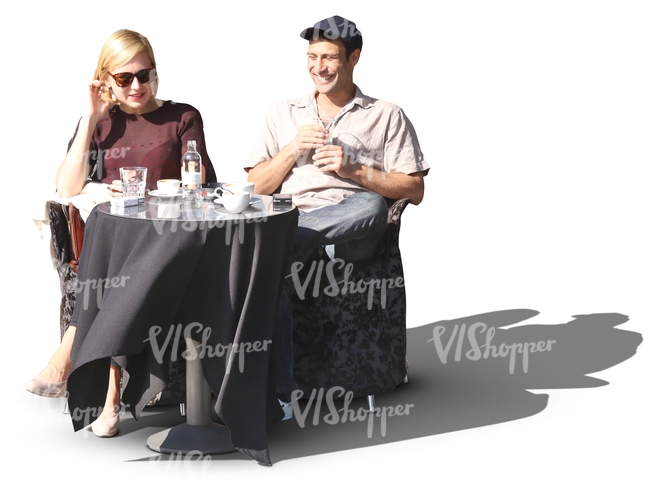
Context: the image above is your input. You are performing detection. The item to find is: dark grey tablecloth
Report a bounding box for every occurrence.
[67,201,298,465]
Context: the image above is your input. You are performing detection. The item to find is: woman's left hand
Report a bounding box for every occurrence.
[108,180,123,197]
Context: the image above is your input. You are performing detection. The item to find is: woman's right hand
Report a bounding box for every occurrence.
[83,80,111,124]
[55,80,111,198]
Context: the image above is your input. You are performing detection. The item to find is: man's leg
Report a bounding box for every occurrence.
[275,191,387,405]
[295,191,388,263]
[272,288,298,401]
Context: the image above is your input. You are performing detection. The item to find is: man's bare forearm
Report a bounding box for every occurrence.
[247,143,299,195]
[349,167,425,205]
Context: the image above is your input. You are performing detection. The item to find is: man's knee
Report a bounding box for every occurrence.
[349,191,388,223]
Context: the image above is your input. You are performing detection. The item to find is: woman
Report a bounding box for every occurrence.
[27,29,217,437]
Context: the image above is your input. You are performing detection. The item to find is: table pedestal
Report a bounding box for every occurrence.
[147,338,236,455]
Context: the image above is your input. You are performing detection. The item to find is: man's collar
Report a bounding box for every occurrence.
[348,86,375,109]
[292,85,375,110]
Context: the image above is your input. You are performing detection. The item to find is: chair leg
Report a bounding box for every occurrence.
[179,402,186,417]
[367,395,375,413]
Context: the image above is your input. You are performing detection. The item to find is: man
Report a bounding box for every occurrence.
[246,16,429,411]
[246,15,429,263]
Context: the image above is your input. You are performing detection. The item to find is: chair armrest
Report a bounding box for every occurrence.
[387,198,411,226]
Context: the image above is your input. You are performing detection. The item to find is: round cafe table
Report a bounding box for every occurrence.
[65,192,297,465]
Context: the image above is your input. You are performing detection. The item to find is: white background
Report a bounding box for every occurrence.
[3,0,648,492]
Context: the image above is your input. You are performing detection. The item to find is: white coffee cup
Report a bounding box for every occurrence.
[217,181,255,196]
[221,191,251,213]
[157,179,181,194]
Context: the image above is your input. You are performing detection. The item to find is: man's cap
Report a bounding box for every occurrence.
[300,15,363,51]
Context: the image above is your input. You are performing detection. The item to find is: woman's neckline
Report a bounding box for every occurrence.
[115,98,168,117]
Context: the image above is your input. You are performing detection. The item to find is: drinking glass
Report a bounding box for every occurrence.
[120,167,147,197]
[314,117,335,144]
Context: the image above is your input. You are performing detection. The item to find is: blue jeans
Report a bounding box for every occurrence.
[294,190,388,263]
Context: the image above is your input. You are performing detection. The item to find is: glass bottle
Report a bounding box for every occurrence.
[182,140,203,203]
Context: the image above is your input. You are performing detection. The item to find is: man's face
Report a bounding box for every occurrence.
[307,38,359,97]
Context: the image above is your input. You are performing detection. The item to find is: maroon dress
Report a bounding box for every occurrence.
[70,100,217,189]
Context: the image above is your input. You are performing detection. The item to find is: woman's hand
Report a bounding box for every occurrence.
[55,80,112,198]
[108,180,123,197]
[83,80,111,124]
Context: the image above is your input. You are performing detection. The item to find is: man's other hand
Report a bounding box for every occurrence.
[314,144,358,179]
[292,125,327,156]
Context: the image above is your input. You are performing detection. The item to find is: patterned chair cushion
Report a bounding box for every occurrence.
[291,199,410,398]
[47,201,77,340]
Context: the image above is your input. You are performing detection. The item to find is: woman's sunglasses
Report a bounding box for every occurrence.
[108,68,156,88]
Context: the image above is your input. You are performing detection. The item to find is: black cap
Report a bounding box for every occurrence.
[300,15,363,51]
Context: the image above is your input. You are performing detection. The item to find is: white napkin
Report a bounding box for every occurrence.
[32,182,112,270]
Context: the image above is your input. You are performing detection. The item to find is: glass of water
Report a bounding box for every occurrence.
[120,167,147,197]
[313,117,335,144]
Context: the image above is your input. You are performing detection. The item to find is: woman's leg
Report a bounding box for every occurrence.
[36,325,76,382]
[100,365,122,418]
[91,364,122,437]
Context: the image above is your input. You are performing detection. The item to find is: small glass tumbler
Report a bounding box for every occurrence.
[120,167,147,197]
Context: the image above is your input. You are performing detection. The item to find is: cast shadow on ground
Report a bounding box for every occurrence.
[265,309,643,463]
[125,309,643,465]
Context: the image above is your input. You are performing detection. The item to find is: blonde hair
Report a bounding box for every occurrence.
[94,29,158,105]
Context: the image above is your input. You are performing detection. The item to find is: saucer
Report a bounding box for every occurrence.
[214,194,262,206]
[213,204,264,216]
[150,190,182,197]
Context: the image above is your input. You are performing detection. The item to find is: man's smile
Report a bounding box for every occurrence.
[315,74,334,82]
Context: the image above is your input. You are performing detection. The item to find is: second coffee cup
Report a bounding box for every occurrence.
[216,181,255,196]
[221,191,251,213]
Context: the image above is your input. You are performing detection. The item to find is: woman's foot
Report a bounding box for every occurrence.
[26,365,68,398]
[91,408,120,438]
[26,326,76,398]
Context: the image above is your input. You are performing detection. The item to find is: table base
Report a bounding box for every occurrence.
[147,422,236,455]
[147,337,237,455]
